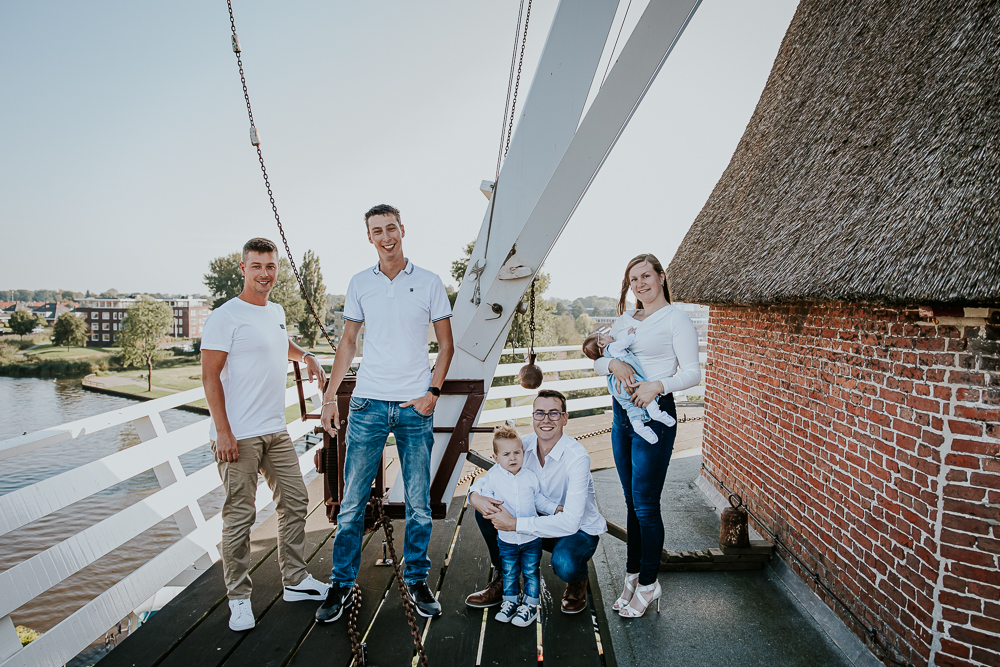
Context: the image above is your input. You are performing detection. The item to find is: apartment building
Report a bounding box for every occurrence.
[76,296,210,346]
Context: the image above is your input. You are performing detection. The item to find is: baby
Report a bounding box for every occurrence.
[583,328,676,444]
[470,425,560,627]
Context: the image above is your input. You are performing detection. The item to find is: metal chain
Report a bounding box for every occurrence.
[225,1,339,358]
[528,280,536,355]
[502,0,532,161]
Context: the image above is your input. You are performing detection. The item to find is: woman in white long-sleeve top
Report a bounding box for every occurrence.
[592,254,701,618]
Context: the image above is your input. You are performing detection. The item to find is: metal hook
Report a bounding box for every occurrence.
[485,303,503,320]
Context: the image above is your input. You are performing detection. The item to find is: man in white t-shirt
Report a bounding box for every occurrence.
[315,205,454,623]
[201,237,331,632]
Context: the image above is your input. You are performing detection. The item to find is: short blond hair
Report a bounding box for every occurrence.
[492,424,521,453]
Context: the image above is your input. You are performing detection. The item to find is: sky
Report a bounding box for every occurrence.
[0,0,799,301]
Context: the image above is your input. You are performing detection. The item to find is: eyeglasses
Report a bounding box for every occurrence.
[532,410,565,421]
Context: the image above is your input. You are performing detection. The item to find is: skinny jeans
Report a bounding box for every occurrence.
[475,511,599,585]
[611,393,676,585]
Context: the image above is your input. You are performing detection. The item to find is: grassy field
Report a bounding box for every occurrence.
[24,344,115,359]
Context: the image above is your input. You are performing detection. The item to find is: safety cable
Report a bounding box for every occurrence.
[601,0,633,87]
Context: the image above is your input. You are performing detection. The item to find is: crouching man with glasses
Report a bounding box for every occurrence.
[466,390,607,614]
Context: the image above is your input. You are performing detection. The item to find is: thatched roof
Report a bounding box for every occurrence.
[668,0,1000,306]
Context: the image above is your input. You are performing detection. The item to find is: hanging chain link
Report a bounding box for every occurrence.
[226,1,338,358]
[346,499,430,667]
[528,279,536,356]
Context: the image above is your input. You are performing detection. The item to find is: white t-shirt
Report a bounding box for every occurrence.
[344,260,452,401]
[471,465,558,544]
[593,305,701,393]
[201,297,289,440]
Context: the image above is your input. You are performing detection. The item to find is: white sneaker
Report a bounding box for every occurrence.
[631,419,658,444]
[283,574,331,602]
[511,603,537,627]
[228,599,255,631]
[495,599,517,623]
[646,402,677,428]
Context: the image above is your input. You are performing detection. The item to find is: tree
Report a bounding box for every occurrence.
[204,253,244,310]
[575,313,594,337]
[553,313,581,345]
[9,310,43,338]
[119,297,172,392]
[451,240,476,286]
[52,313,89,350]
[270,258,306,325]
[296,250,326,349]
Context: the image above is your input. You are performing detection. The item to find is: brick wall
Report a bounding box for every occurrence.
[701,303,999,667]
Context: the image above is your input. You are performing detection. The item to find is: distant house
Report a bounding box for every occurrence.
[163,297,210,340]
[668,2,999,666]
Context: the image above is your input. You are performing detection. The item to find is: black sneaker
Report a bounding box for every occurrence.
[314,583,354,623]
[405,580,442,618]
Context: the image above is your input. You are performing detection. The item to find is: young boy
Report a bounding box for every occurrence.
[582,328,676,444]
[470,425,560,627]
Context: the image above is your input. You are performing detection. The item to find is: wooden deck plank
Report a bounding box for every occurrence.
[423,504,493,667]
[539,553,600,667]
[96,474,327,667]
[479,592,538,666]
[587,559,618,667]
[155,506,335,667]
[363,501,462,667]
[285,522,400,667]
[218,507,336,667]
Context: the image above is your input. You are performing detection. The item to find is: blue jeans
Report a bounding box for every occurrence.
[475,511,599,585]
[611,393,676,585]
[606,350,650,424]
[498,538,542,605]
[330,397,434,587]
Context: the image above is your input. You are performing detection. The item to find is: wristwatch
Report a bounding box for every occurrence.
[302,351,316,363]
[427,386,441,397]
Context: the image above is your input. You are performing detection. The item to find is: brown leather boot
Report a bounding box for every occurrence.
[561,579,589,614]
[465,571,503,608]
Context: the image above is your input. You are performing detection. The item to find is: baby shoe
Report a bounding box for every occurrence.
[495,599,517,623]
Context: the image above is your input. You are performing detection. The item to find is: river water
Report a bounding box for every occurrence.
[0,376,221,638]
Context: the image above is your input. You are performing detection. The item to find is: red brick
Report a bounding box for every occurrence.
[950,420,985,437]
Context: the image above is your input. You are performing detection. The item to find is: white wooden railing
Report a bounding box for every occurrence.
[0,346,703,667]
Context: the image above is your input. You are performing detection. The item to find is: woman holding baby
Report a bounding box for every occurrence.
[593,254,701,618]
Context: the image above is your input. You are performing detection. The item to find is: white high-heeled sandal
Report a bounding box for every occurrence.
[618,580,661,618]
[612,573,639,611]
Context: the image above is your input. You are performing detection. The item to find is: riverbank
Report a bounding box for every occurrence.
[81,375,211,415]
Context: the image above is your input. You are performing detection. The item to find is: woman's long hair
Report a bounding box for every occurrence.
[618,253,670,315]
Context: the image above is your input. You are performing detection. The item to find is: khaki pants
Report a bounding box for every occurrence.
[212,431,309,599]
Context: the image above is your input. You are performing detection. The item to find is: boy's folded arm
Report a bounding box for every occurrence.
[517,457,590,538]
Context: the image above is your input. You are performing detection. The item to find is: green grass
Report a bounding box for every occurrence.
[24,344,111,359]
[115,364,204,392]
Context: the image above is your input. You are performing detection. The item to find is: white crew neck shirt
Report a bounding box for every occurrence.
[593,305,701,393]
[514,433,607,539]
[471,464,558,544]
[344,260,452,401]
[201,297,289,440]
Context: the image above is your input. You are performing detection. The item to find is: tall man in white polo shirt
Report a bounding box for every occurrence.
[467,390,607,614]
[316,204,454,623]
[201,237,331,632]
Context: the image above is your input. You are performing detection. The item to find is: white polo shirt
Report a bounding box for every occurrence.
[344,260,452,401]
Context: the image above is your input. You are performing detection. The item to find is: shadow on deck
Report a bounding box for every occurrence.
[95,473,610,667]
